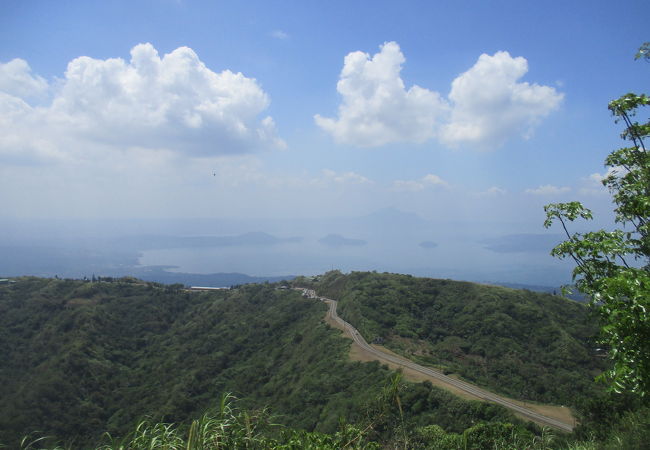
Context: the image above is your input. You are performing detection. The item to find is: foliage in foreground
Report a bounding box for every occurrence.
[543,43,650,396]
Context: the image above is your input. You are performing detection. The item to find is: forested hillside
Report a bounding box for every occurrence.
[305,271,606,407]
[0,277,517,448]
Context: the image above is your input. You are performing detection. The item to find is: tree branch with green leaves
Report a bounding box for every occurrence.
[544,44,650,397]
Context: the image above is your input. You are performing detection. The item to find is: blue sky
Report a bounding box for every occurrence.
[0,1,647,251]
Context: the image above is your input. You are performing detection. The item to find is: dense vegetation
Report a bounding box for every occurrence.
[3,274,649,448]
[303,270,606,407]
[0,276,519,448]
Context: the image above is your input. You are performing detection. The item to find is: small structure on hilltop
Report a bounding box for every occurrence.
[188,286,230,292]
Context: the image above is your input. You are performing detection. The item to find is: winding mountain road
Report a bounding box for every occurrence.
[299,288,574,432]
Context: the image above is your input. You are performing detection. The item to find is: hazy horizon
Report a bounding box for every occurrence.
[0,208,577,287]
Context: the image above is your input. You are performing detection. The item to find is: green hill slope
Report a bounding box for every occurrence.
[306,271,606,406]
[0,277,517,448]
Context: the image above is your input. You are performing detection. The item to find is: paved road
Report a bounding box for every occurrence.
[299,288,574,432]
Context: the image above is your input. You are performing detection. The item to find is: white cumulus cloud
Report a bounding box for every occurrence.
[0,43,284,164]
[316,43,563,149]
[314,42,448,147]
[441,51,563,147]
[587,166,625,184]
[579,167,623,196]
[525,184,570,195]
[322,169,372,184]
[477,186,507,196]
[0,59,48,99]
[392,173,449,191]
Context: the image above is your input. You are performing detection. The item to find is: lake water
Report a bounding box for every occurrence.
[137,235,573,286]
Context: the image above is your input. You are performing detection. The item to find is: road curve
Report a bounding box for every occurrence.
[299,288,574,432]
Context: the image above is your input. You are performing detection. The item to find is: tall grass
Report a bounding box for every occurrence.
[11,389,646,449]
[7,393,379,449]
[95,393,279,450]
